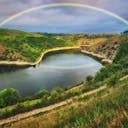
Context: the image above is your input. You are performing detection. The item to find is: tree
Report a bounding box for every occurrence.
[86,75,93,83]
[0,98,5,108]
[34,89,49,99]
[50,87,64,102]
[0,88,21,108]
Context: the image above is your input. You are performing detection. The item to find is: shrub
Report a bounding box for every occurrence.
[34,89,49,99]
[86,75,94,83]
[0,88,21,108]
[107,75,119,86]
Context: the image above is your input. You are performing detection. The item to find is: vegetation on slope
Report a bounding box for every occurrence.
[0,81,104,120]
[0,88,21,108]
[94,40,128,82]
[0,29,75,62]
[0,28,126,62]
[3,73,128,128]
[81,33,128,60]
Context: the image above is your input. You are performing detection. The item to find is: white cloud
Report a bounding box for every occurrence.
[0,0,127,32]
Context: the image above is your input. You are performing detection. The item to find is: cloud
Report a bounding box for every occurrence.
[6,7,111,26]
[0,0,128,33]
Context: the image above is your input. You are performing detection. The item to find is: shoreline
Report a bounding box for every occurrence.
[81,50,112,64]
[0,46,112,67]
[0,47,80,67]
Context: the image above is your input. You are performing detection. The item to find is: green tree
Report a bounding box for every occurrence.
[114,41,128,63]
[0,88,21,108]
[0,98,5,108]
[86,75,94,83]
[34,89,49,99]
[50,87,64,102]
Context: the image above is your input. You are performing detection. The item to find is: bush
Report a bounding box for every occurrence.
[0,88,21,108]
[34,89,49,99]
[114,41,128,63]
[94,63,122,82]
[107,75,119,86]
[86,75,94,83]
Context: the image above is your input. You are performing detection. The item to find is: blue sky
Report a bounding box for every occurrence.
[0,0,128,33]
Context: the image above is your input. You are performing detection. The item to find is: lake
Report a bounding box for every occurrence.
[0,51,103,96]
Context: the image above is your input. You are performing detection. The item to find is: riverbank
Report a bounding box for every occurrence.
[0,46,112,67]
[81,50,112,64]
[0,47,80,67]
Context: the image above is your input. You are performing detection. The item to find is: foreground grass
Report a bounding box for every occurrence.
[3,78,128,128]
[0,84,85,119]
[0,80,105,120]
[0,85,106,126]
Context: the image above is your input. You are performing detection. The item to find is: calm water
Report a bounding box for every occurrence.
[0,52,103,96]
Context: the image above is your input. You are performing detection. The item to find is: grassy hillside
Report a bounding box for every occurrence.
[80,33,128,60]
[1,28,127,62]
[0,29,75,62]
[6,79,127,128]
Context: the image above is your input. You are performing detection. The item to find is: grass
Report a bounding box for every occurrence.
[4,78,128,128]
[0,83,85,119]
[0,79,105,120]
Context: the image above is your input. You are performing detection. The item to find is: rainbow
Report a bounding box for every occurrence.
[0,2,128,27]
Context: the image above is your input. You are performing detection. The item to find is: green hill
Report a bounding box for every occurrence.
[0,28,75,62]
[0,28,126,62]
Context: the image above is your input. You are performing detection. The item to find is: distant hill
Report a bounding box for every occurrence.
[0,28,128,62]
[0,28,75,62]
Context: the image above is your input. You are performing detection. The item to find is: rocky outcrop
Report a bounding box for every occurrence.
[81,50,112,64]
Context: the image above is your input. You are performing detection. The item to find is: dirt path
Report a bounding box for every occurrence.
[120,75,128,81]
[0,85,106,126]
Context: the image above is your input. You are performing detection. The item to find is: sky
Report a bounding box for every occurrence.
[0,0,128,33]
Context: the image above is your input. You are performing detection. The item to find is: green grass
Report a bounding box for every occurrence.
[60,83,128,128]
[0,80,105,119]
[4,78,128,128]
[0,28,76,62]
